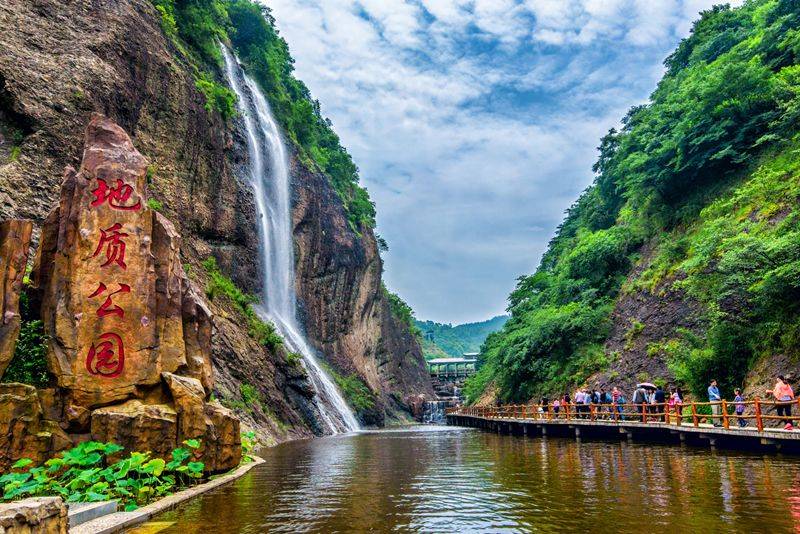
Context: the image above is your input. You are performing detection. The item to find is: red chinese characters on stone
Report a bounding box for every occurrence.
[90,178,142,211]
[86,332,125,378]
[88,282,131,318]
[92,223,129,269]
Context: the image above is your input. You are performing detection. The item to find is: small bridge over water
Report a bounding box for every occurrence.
[428,356,477,383]
[447,400,800,454]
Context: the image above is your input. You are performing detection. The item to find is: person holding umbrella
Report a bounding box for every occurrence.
[633,384,653,421]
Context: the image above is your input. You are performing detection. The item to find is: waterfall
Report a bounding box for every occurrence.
[221,46,359,434]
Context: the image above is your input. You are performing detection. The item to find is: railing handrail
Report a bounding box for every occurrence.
[444,396,800,433]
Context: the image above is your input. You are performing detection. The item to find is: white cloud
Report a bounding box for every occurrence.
[264,0,734,323]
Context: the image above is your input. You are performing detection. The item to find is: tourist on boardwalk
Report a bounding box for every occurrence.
[668,388,677,418]
[708,379,722,427]
[734,389,747,428]
[615,392,626,420]
[612,387,624,418]
[646,387,657,415]
[654,385,666,420]
[574,389,584,418]
[553,398,561,416]
[601,389,612,418]
[583,389,593,418]
[767,375,794,430]
[633,386,648,421]
[563,393,571,418]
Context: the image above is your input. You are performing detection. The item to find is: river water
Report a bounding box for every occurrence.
[147,426,800,532]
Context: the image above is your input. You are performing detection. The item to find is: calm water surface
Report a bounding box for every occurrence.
[151,426,800,532]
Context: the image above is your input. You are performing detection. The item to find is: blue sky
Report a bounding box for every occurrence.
[267,0,739,324]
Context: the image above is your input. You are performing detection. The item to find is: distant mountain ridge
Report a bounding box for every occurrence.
[415,316,509,359]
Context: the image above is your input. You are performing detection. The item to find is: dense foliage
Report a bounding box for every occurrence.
[416,316,508,359]
[2,279,50,387]
[152,0,375,230]
[468,0,800,403]
[0,441,204,510]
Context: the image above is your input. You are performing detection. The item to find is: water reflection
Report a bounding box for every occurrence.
[153,427,800,532]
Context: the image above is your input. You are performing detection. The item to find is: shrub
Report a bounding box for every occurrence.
[3,285,50,387]
[146,198,163,211]
[195,75,237,121]
[239,383,258,406]
[240,431,257,458]
[382,284,420,335]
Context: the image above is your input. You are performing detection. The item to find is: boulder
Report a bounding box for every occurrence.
[200,401,241,472]
[0,497,68,534]
[162,372,206,441]
[32,114,210,408]
[161,374,240,471]
[90,400,177,461]
[0,384,71,471]
[0,219,33,376]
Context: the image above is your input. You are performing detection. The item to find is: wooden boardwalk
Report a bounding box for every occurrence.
[446,403,800,453]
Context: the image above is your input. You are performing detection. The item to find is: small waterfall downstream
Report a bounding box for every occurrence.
[422,401,446,424]
[221,46,359,434]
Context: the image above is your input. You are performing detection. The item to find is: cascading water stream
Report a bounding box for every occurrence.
[221,46,359,434]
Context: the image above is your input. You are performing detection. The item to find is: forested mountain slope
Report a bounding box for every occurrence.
[416,316,508,359]
[467,0,800,404]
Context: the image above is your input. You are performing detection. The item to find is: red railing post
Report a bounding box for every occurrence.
[722,399,729,429]
[692,402,699,427]
[755,397,763,432]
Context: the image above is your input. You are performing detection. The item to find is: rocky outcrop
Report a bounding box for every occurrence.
[588,254,705,394]
[0,496,68,533]
[0,114,241,472]
[0,384,71,471]
[0,219,32,374]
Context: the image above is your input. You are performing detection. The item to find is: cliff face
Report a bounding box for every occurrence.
[292,160,434,424]
[0,0,430,438]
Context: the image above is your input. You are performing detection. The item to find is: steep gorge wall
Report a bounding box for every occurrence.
[292,159,433,424]
[0,0,430,438]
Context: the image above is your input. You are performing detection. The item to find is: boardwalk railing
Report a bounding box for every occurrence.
[446,397,800,433]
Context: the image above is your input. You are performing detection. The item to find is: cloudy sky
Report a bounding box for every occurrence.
[268,0,735,324]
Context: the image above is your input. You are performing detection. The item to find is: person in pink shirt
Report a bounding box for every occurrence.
[767,375,795,430]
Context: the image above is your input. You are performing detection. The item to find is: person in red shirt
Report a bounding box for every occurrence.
[767,375,795,430]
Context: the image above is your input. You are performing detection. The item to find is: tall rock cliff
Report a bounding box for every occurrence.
[0,0,431,441]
